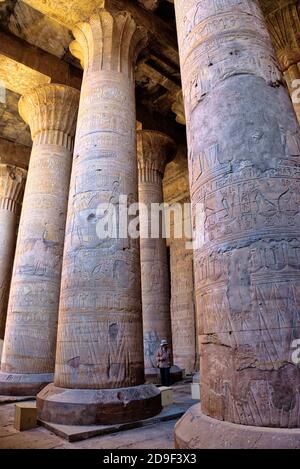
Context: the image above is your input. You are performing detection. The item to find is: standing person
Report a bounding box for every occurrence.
[156,339,172,386]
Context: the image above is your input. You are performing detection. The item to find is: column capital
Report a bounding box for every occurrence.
[0,164,27,214]
[171,90,186,125]
[137,130,176,181]
[18,84,80,149]
[264,1,300,70]
[70,9,148,79]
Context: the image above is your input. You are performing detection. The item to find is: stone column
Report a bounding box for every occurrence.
[0,164,27,340]
[174,0,300,448]
[169,229,196,375]
[263,0,300,125]
[0,84,80,396]
[137,130,181,382]
[163,149,199,375]
[37,10,161,426]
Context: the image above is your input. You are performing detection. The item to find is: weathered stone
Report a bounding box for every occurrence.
[163,148,199,373]
[0,164,27,340]
[163,147,190,205]
[22,0,179,67]
[174,0,300,447]
[158,386,173,407]
[175,404,300,449]
[163,151,198,375]
[37,384,161,426]
[137,130,177,379]
[37,9,161,426]
[169,234,196,375]
[0,54,51,97]
[14,402,37,431]
[0,84,79,396]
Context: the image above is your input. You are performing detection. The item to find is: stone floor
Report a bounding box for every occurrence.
[0,382,196,449]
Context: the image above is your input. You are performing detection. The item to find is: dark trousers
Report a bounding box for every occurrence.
[160,367,171,387]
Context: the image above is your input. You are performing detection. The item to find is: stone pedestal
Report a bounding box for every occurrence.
[14,402,37,431]
[137,130,181,382]
[0,164,27,339]
[0,84,79,396]
[37,10,161,426]
[174,0,300,448]
[159,386,173,407]
[175,405,300,449]
[191,372,200,400]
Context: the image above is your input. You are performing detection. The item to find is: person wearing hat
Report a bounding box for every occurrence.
[156,339,172,386]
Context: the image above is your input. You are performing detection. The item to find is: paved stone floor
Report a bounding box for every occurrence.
[0,382,195,449]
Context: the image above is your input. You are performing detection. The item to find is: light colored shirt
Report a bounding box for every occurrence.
[156,346,171,368]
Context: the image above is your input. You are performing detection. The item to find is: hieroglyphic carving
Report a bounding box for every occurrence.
[0,164,27,339]
[175,0,282,119]
[175,0,300,428]
[163,149,198,373]
[0,85,79,381]
[170,235,196,374]
[137,130,176,375]
[53,11,148,390]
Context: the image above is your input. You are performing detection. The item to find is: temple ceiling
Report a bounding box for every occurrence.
[0,0,185,151]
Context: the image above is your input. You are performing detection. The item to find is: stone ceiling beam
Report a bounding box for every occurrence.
[138,61,180,94]
[0,54,50,97]
[0,30,82,90]
[0,28,183,143]
[22,0,179,66]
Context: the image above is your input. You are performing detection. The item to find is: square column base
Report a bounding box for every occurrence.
[191,383,200,400]
[175,404,300,449]
[14,402,37,431]
[158,386,173,406]
[37,383,162,426]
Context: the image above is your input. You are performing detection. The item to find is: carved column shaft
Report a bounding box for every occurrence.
[0,165,27,339]
[137,130,176,379]
[169,216,196,375]
[163,150,198,375]
[52,11,147,391]
[37,10,161,426]
[175,0,300,437]
[0,84,79,396]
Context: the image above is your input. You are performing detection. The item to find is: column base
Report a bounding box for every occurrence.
[145,365,183,384]
[37,383,162,426]
[0,372,53,396]
[175,404,300,449]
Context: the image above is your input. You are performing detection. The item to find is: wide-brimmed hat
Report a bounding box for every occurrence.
[160,339,168,346]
